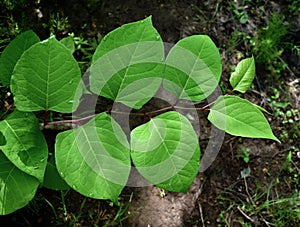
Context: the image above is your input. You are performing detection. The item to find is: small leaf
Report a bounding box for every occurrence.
[11,36,83,113]
[0,150,39,215]
[55,113,130,203]
[0,110,48,182]
[163,35,222,102]
[131,111,200,193]
[230,56,255,93]
[0,30,40,86]
[90,16,164,109]
[60,36,75,54]
[207,96,280,142]
[42,154,70,190]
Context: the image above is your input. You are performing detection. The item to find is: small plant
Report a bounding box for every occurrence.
[251,12,289,74]
[0,17,279,215]
[227,1,249,24]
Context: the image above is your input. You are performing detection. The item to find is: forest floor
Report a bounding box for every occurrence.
[0,0,299,226]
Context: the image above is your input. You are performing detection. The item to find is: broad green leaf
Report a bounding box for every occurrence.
[11,36,83,113]
[90,16,164,109]
[60,36,75,54]
[0,30,40,86]
[207,96,280,142]
[55,113,130,203]
[0,132,5,146]
[131,111,200,193]
[230,56,255,93]
[0,150,39,215]
[42,154,70,190]
[0,110,48,182]
[163,35,222,102]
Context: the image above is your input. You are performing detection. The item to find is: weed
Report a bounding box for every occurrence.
[217,180,300,226]
[251,13,289,74]
[227,1,249,24]
[237,147,251,164]
[287,0,300,15]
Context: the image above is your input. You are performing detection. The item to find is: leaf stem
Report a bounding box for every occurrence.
[47,102,213,126]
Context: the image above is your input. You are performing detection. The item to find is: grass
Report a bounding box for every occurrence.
[217,178,300,226]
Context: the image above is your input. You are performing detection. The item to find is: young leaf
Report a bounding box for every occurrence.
[131,111,200,193]
[0,110,48,182]
[163,35,222,102]
[11,36,83,113]
[0,30,40,86]
[90,16,164,109]
[55,113,131,203]
[0,150,39,215]
[230,56,255,93]
[42,154,70,190]
[207,95,280,142]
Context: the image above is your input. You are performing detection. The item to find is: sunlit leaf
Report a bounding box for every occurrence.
[208,95,280,142]
[90,16,164,109]
[131,111,200,192]
[230,56,255,93]
[11,36,83,113]
[55,113,131,203]
[163,35,222,102]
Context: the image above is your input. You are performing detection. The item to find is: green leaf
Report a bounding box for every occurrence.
[163,35,222,102]
[0,132,5,146]
[207,96,280,142]
[0,150,39,215]
[131,111,200,193]
[0,110,48,182]
[230,56,255,93]
[42,154,70,190]
[0,30,40,86]
[90,16,164,109]
[11,36,83,113]
[60,36,75,54]
[55,113,131,203]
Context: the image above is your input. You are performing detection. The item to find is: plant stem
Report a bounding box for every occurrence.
[44,110,49,126]
[47,103,211,126]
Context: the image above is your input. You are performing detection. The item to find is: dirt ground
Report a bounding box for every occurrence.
[0,0,299,226]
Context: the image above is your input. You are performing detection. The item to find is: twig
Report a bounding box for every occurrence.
[46,102,213,126]
[198,201,205,227]
[244,177,255,206]
[237,206,256,223]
